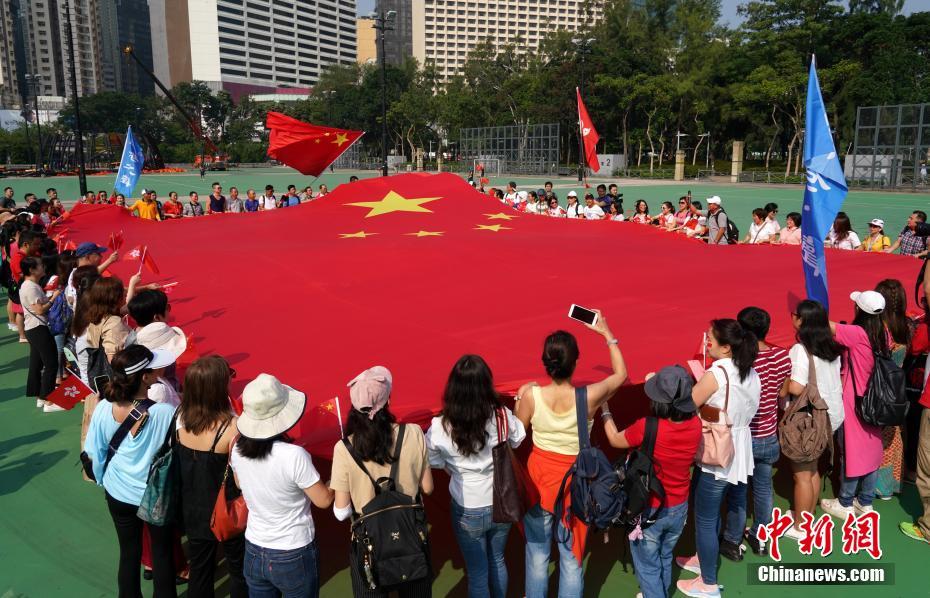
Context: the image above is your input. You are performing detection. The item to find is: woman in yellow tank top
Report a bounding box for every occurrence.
[514,310,627,598]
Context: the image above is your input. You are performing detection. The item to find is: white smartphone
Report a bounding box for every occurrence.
[567,304,598,326]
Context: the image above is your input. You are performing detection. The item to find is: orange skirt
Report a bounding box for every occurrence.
[528,445,589,565]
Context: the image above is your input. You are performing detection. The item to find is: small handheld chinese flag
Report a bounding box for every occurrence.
[576,87,601,173]
[108,231,124,251]
[46,372,93,410]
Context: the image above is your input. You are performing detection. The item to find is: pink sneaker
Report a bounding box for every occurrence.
[675,554,701,575]
[677,576,721,598]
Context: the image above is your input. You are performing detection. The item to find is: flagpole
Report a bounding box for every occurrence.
[334,396,345,438]
[576,87,585,184]
[138,246,147,275]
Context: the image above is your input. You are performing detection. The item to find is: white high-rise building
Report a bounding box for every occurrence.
[411,0,601,80]
[151,0,357,93]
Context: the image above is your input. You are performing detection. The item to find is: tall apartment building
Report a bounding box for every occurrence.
[0,0,21,107]
[375,0,413,66]
[96,0,156,95]
[357,17,377,64]
[150,0,358,92]
[11,0,102,98]
[411,0,602,80]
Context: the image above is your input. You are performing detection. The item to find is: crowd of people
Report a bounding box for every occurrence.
[479,181,930,254]
[3,177,930,598]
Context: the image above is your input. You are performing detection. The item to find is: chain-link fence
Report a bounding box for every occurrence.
[459,123,560,175]
[848,103,930,191]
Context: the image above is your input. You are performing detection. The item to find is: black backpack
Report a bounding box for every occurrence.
[554,387,625,534]
[849,349,909,427]
[713,210,740,244]
[345,425,431,591]
[613,416,666,530]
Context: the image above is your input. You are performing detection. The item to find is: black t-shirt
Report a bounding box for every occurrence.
[209,194,226,213]
[0,197,15,210]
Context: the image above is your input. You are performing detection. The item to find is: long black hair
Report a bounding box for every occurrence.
[346,407,397,465]
[711,318,758,381]
[795,300,843,362]
[875,279,910,346]
[852,307,890,356]
[441,355,502,457]
[237,433,292,461]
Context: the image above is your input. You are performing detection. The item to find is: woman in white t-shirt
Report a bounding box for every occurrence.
[826,212,860,250]
[427,355,526,598]
[565,193,583,219]
[230,374,333,597]
[783,299,844,541]
[20,257,62,408]
[677,319,760,598]
[743,208,778,244]
[656,201,676,229]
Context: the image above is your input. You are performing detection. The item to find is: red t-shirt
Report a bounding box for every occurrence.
[10,250,26,281]
[750,347,792,438]
[162,201,183,217]
[624,416,701,508]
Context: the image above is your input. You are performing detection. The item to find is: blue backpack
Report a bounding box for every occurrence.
[48,292,73,336]
[553,386,624,534]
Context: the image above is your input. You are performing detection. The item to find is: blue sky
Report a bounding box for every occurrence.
[357,0,929,22]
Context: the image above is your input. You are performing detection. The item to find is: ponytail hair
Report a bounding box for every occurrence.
[711,318,758,381]
[103,344,153,403]
[875,279,910,346]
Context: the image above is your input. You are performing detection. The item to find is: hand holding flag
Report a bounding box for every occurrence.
[577,88,601,174]
[46,371,93,410]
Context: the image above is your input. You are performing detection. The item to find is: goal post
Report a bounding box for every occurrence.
[472,158,501,178]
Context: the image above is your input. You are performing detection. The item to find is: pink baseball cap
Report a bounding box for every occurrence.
[347,366,393,419]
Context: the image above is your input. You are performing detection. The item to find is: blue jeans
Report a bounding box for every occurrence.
[524,504,583,598]
[244,540,319,598]
[450,501,511,598]
[725,434,780,540]
[694,470,731,585]
[839,469,878,508]
[630,501,688,598]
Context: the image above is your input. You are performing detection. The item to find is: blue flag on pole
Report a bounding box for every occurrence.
[801,56,847,313]
[114,126,145,197]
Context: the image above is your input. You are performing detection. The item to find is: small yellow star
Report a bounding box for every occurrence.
[475,224,511,232]
[314,138,321,144]
[484,212,518,220]
[405,230,444,237]
[346,191,442,218]
[339,231,378,239]
[333,132,350,146]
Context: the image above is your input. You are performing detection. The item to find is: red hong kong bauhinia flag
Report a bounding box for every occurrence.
[123,245,160,274]
[46,371,93,410]
[576,87,601,173]
[265,111,364,177]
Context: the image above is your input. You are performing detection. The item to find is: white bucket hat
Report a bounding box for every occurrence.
[237,374,306,439]
[135,322,187,358]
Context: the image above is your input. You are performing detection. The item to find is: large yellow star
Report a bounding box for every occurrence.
[339,231,378,239]
[346,191,441,218]
[333,132,349,146]
[405,230,444,237]
[475,224,511,232]
[484,212,518,220]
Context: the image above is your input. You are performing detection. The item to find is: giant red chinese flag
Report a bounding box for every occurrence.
[266,111,363,176]
[60,175,917,456]
[577,87,601,173]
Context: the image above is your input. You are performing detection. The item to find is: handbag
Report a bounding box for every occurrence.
[210,434,248,541]
[698,367,734,468]
[137,412,180,525]
[491,407,537,523]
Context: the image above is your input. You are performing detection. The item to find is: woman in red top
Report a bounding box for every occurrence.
[602,365,701,598]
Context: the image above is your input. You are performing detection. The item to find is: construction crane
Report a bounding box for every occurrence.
[122,44,227,170]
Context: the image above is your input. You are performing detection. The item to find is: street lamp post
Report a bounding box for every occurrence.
[63,0,88,195]
[572,37,595,183]
[372,10,396,177]
[24,74,43,172]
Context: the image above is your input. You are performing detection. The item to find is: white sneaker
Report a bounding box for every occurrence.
[784,525,806,541]
[36,398,47,408]
[7,322,16,331]
[43,403,65,413]
[821,498,854,520]
[853,498,874,515]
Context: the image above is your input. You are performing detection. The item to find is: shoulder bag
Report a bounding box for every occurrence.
[211,434,249,541]
[491,407,537,524]
[137,411,181,525]
[698,367,734,468]
[80,398,155,482]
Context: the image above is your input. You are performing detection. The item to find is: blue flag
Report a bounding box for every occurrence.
[801,56,847,313]
[114,126,145,197]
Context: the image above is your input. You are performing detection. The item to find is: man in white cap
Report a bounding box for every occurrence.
[691,196,729,245]
[127,189,161,221]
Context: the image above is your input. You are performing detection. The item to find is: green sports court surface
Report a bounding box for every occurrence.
[0,168,927,596]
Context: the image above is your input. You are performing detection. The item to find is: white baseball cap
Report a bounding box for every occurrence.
[517,190,528,201]
[567,191,578,198]
[850,290,885,315]
[707,196,722,205]
[868,218,884,228]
